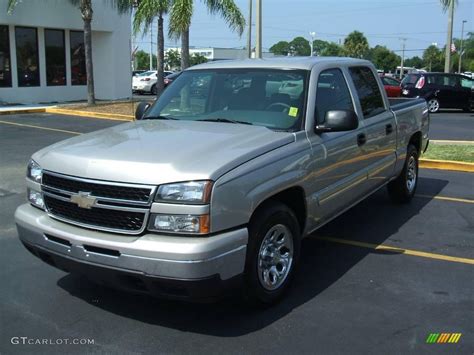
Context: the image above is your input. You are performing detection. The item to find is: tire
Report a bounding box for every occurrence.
[243,201,301,306]
[427,98,440,113]
[387,144,419,203]
[462,106,471,113]
[151,85,157,95]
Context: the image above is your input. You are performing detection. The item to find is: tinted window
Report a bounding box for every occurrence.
[15,27,40,87]
[461,78,473,89]
[315,68,354,124]
[382,77,400,86]
[349,67,385,119]
[70,31,86,85]
[45,29,66,86]
[0,25,12,87]
[401,74,419,85]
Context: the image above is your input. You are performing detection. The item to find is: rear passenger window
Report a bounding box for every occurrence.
[349,67,386,119]
[315,69,354,124]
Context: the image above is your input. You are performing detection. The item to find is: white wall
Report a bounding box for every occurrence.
[0,0,131,104]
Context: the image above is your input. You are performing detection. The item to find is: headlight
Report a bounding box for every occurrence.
[148,214,209,234]
[155,181,213,204]
[27,188,45,210]
[27,159,42,183]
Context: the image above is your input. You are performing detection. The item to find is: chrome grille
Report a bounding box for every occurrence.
[41,172,155,234]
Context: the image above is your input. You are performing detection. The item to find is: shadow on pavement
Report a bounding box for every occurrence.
[57,176,448,337]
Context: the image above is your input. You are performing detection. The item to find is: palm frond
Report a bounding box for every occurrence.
[133,0,170,35]
[203,0,245,36]
[168,0,193,39]
[7,0,19,14]
[440,0,457,12]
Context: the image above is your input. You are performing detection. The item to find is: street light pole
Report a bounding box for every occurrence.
[458,20,467,73]
[255,0,262,58]
[444,0,455,73]
[247,0,252,58]
[309,31,316,56]
[399,38,406,80]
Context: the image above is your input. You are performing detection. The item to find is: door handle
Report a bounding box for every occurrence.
[386,124,393,135]
[357,133,366,146]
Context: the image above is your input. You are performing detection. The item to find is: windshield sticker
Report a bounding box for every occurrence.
[288,107,299,117]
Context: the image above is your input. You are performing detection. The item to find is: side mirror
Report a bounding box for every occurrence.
[135,102,151,120]
[315,110,359,133]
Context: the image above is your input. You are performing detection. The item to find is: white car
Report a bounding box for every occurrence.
[132,70,174,95]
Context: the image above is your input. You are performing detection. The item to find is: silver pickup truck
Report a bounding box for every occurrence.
[15,57,429,304]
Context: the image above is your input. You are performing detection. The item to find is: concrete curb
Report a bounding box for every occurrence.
[430,140,474,145]
[0,108,49,115]
[45,108,133,121]
[419,159,474,173]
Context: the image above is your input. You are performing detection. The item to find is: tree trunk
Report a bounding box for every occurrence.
[81,0,95,105]
[181,28,190,69]
[156,14,165,97]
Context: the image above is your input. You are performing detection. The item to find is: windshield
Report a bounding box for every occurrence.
[401,74,419,86]
[145,69,308,131]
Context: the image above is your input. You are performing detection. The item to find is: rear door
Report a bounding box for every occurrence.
[348,66,397,189]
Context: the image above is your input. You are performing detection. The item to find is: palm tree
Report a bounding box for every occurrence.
[440,0,457,72]
[133,0,171,97]
[169,0,245,70]
[8,0,130,105]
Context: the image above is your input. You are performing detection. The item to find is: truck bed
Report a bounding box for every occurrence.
[389,97,426,111]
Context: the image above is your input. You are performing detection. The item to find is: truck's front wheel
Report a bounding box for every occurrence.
[244,201,301,306]
[387,144,419,203]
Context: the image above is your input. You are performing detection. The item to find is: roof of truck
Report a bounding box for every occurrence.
[187,56,372,71]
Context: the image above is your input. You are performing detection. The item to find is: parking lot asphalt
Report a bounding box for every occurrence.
[429,111,474,141]
[0,113,473,354]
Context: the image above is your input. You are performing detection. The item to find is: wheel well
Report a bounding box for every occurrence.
[254,187,307,233]
[409,131,422,155]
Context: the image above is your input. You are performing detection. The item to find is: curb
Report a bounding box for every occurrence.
[45,108,133,121]
[0,108,48,115]
[430,140,474,145]
[419,158,474,173]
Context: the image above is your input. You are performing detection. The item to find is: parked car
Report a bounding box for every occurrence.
[132,70,146,77]
[380,75,401,97]
[132,70,174,95]
[401,72,473,113]
[164,71,181,87]
[16,58,429,305]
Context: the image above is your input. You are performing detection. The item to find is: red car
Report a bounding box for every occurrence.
[380,75,401,97]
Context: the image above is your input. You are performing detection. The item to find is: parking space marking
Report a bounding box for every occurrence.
[416,194,474,204]
[316,236,474,265]
[0,120,81,135]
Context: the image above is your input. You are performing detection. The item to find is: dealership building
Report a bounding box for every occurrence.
[0,0,132,104]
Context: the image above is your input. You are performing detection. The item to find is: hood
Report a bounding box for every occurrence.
[33,120,294,185]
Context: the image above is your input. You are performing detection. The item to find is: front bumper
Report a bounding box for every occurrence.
[15,204,248,299]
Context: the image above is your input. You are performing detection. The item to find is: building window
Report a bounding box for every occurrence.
[15,26,40,87]
[70,31,86,85]
[0,25,12,87]
[45,29,66,86]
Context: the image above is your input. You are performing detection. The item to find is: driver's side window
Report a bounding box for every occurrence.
[315,69,354,124]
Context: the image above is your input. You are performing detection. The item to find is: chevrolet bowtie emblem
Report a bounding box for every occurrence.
[70,191,96,209]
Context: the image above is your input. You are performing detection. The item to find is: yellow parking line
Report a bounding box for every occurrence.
[416,194,474,204]
[0,120,81,135]
[316,236,474,265]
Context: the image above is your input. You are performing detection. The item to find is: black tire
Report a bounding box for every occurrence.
[462,106,471,113]
[427,98,440,113]
[387,144,419,203]
[151,85,157,95]
[243,201,301,306]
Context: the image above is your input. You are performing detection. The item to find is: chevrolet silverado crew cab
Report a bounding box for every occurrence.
[15,57,429,305]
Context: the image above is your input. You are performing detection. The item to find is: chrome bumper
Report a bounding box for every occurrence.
[15,204,247,281]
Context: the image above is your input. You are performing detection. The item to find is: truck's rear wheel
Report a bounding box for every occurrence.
[244,201,300,306]
[387,144,419,203]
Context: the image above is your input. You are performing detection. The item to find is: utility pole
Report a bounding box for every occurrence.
[444,0,455,73]
[458,20,467,73]
[309,32,316,56]
[399,38,406,80]
[247,0,252,58]
[255,0,262,58]
[149,25,153,70]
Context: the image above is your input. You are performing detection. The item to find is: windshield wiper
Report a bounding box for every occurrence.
[198,118,253,125]
[143,115,178,120]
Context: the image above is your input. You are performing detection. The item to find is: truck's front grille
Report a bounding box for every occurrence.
[41,172,155,234]
[42,172,152,203]
[44,196,145,232]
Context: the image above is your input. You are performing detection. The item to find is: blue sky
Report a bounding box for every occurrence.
[134,0,474,58]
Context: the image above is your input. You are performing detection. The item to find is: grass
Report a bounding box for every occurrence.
[423,144,474,163]
[58,100,149,116]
